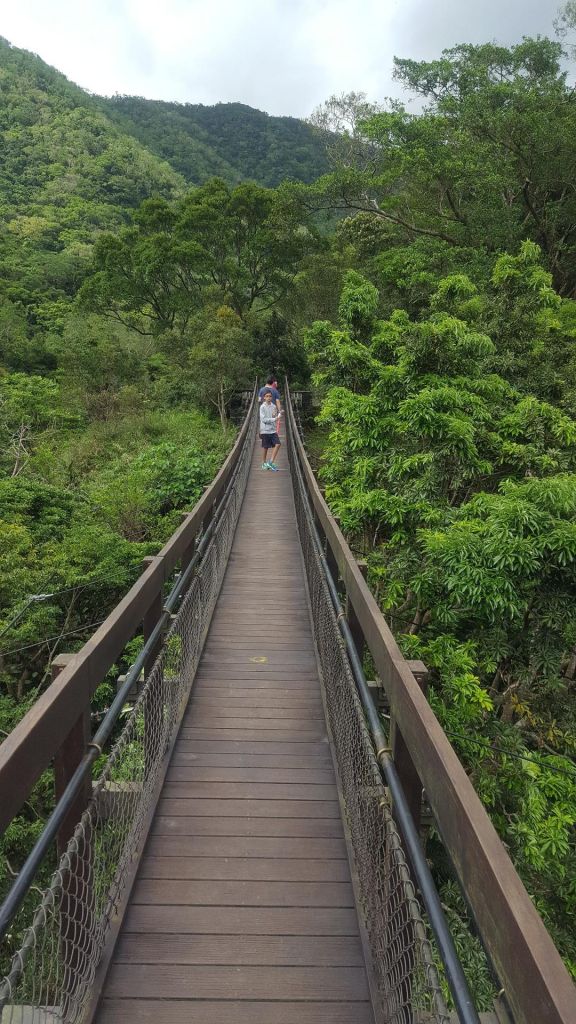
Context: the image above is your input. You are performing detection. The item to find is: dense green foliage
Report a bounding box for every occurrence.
[80,179,317,328]
[0,36,327,334]
[104,97,330,187]
[0,39,317,922]
[307,258,576,984]
[307,38,576,296]
[302,36,576,982]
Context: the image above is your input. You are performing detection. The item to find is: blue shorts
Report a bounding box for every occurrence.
[260,432,280,449]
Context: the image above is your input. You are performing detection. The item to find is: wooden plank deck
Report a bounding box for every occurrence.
[95,440,375,1024]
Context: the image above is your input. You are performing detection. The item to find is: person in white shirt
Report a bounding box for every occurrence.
[259,390,281,471]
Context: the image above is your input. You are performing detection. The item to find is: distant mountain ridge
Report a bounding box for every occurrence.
[0,36,328,320]
[0,37,328,191]
[102,96,330,187]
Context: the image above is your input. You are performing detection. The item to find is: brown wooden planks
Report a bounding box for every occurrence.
[138,856,351,882]
[189,696,323,709]
[163,777,337,798]
[165,766,335,783]
[123,904,361,935]
[114,933,363,966]
[169,753,333,768]
[200,654,317,667]
[98,1000,374,1023]
[131,878,355,908]
[104,963,369,1001]
[151,815,345,838]
[186,703,324,718]
[178,730,327,744]
[156,798,341,818]
[191,682,320,692]
[174,740,331,754]
[144,835,348,860]
[205,641,316,650]
[179,721,325,735]
[95,443,373,1024]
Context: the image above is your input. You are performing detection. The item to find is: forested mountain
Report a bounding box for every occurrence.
[0,37,186,333]
[0,36,328,327]
[103,97,330,187]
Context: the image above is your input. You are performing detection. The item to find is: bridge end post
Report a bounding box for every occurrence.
[324,516,344,592]
[142,556,164,678]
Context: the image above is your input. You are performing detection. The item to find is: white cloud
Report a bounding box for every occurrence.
[0,0,562,117]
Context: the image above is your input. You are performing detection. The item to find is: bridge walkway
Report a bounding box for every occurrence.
[95,440,375,1023]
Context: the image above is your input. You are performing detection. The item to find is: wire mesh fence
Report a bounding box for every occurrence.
[0,412,254,1024]
[287,402,450,1024]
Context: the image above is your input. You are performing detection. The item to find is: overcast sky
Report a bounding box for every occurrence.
[0,0,563,118]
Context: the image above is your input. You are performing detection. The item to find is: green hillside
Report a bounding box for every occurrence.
[103,96,330,186]
[0,37,186,321]
[0,37,328,322]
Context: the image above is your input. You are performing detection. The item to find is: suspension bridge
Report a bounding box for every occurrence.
[0,387,574,1024]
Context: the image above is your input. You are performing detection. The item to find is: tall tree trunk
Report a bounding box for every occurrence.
[218,384,227,432]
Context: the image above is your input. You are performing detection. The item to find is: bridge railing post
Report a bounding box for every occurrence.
[346,561,368,664]
[142,556,164,679]
[389,660,429,835]
[52,654,94,1016]
[324,513,344,593]
[180,513,198,574]
[202,499,216,538]
[141,556,165,776]
[325,538,339,589]
[52,654,92,855]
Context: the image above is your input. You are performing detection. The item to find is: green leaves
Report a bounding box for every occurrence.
[310,39,576,298]
[81,179,316,332]
[309,264,576,976]
[337,270,379,336]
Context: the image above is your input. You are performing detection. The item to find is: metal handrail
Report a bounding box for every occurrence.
[286,387,480,1023]
[285,381,576,1024]
[0,391,257,943]
[0,385,257,836]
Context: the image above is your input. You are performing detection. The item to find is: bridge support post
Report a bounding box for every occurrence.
[142,556,163,679]
[180,513,197,574]
[53,654,92,855]
[142,556,165,777]
[325,540,339,589]
[346,560,368,664]
[202,500,216,538]
[389,660,429,835]
[52,654,94,1018]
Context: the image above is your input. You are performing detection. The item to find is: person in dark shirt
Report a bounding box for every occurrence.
[259,390,281,470]
[258,376,281,410]
[258,376,282,437]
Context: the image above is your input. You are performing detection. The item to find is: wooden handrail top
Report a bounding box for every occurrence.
[286,385,575,1024]
[0,387,256,836]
